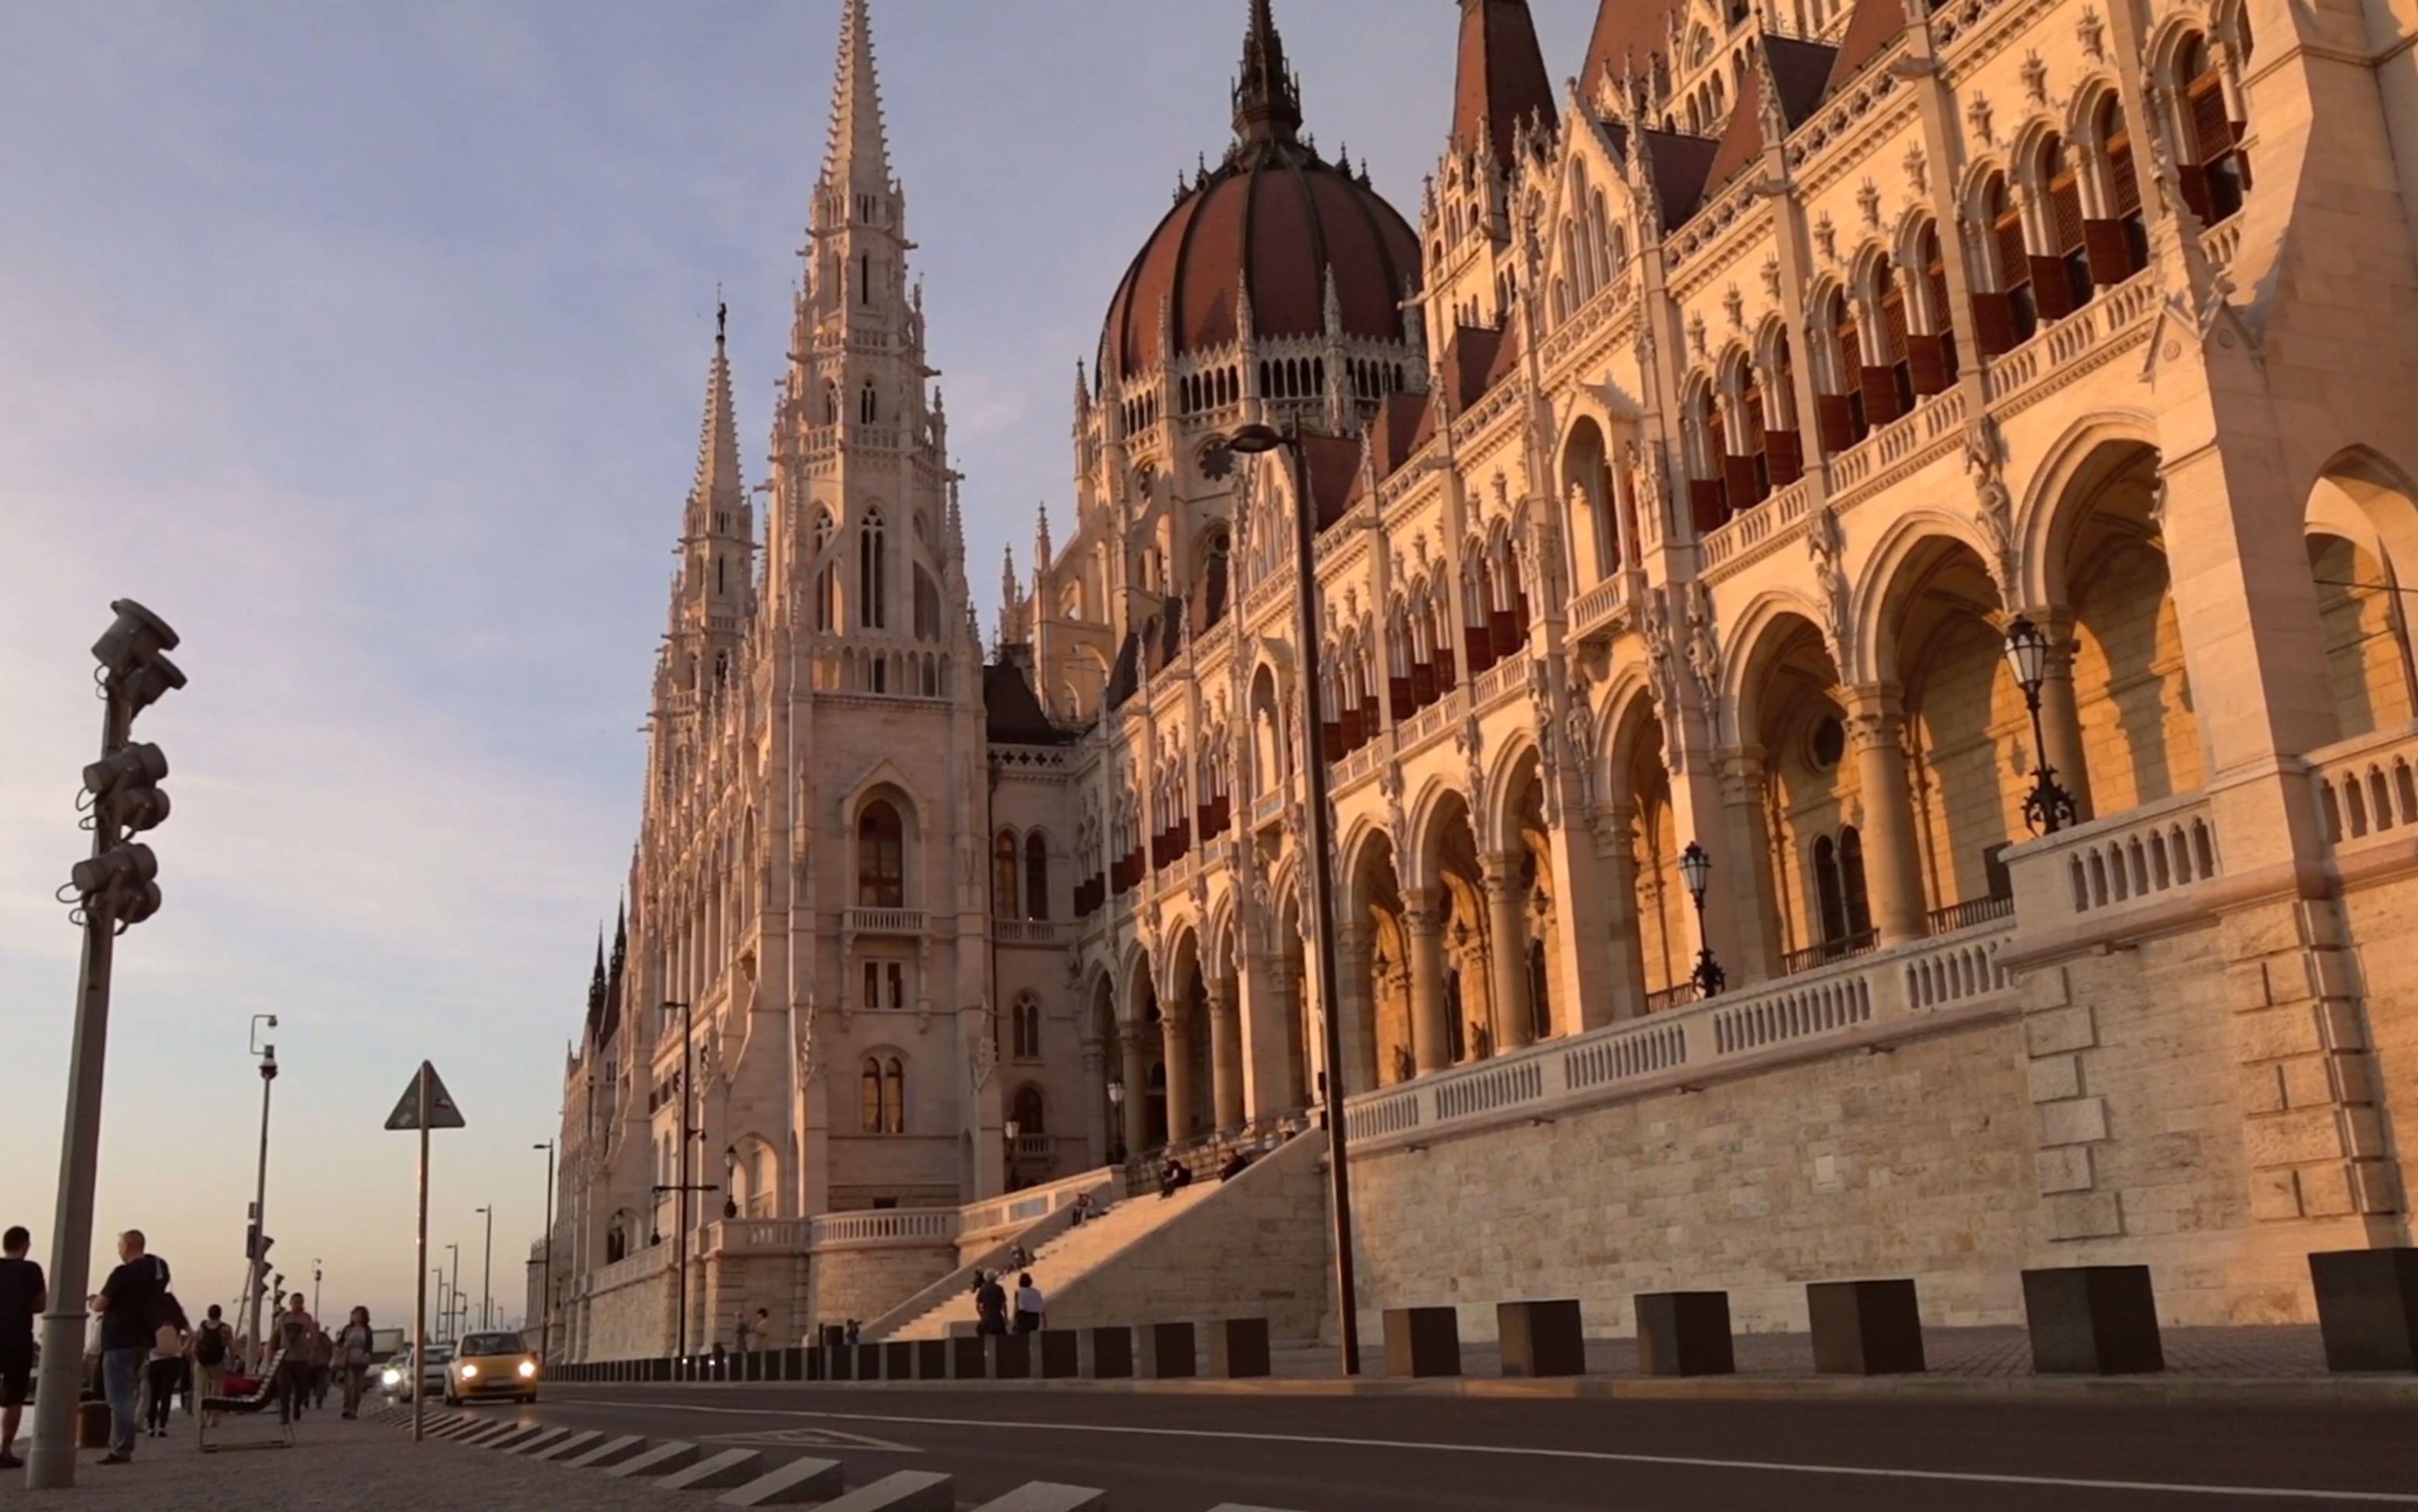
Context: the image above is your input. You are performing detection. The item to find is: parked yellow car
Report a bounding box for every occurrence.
[445,1332,540,1406]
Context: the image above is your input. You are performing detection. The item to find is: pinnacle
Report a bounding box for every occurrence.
[822,0,893,194]
[690,308,745,520]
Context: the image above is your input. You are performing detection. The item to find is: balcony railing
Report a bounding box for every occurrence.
[702,1218,810,1256]
[1701,477,1811,574]
[2310,722,2418,854]
[1341,920,2015,1148]
[1567,572,1630,640]
[2005,788,2221,925]
[1780,930,1877,978]
[845,907,927,936]
[1642,981,1705,1015]
[1926,894,2015,936]
[805,1207,961,1251]
[992,919,1065,947]
[1474,648,1529,712]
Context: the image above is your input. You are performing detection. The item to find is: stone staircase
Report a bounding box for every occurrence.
[885,1180,1227,1340]
[886,1128,1335,1345]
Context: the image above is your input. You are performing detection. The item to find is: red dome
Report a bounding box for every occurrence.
[1099,2,1423,384]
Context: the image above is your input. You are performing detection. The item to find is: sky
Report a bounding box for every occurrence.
[0,0,1601,1332]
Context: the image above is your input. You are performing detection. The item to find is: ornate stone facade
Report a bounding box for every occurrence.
[553,0,2418,1359]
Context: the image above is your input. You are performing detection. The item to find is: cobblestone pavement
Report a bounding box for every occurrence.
[1270,1323,2330,1379]
[3,1411,679,1510]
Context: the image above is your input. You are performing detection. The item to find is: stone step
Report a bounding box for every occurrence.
[894,1184,1226,1340]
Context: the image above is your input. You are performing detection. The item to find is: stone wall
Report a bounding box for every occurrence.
[808,1244,958,1335]
[583,1263,673,1362]
[1046,1130,1334,1343]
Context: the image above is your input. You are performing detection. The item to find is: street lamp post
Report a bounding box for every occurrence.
[1221,421,1362,1376]
[243,1015,279,1362]
[1680,842,1726,998]
[432,1266,446,1345]
[474,1205,494,1332]
[311,1260,322,1321]
[444,1243,460,1342]
[2004,616,2079,835]
[534,1140,556,1363]
[652,1001,720,1363]
[1105,1080,1125,1163]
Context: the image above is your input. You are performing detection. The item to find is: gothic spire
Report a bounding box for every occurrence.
[1232,0,1304,148]
[822,0,893,193]
[1452,0,1556,171]
[689,298,744,527]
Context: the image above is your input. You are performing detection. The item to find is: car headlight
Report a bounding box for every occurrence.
[380,1369,401,1387]
[517,1361,538,1379]
[459,1363,478,1379]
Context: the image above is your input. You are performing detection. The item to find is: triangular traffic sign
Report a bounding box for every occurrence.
[384,1061,466,1130]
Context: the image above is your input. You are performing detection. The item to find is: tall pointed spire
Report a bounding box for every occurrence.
[690,297,743,524]
[1232,0,1304,148]
[823,0,893,191]
[1452,0,1556,170]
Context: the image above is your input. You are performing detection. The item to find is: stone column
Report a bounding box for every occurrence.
[1334,920,1379,1094]
[1207,975,1244,1132]
[1711,747,1787,981]
[1161,1007,1197,1144]
[1480,852,1534,1050]
[1120,1028,1150,1156]
[1593,800,1652,1019]
[1078,1040,1107,1169]
[2024,607,2096,824]
[1842,685,1928,947]
[1405,888,1452,1075]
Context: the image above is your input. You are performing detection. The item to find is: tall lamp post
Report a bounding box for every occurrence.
[1106,1080,1125,1163]
[1221,421,1361,1376]
[2004,617,2079,835]
[651,1001,720,1362]
[533,1140,556,1363]
[1680,842,1725,998]
[473,1205,494,1332]
[242,1015,279,1361]
[311,1260,322,1321]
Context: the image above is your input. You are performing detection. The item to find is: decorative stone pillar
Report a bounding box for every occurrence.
[1120,1027,1150,1157]
[1842,685,1928,947]
[1334,920,1379,1095]
[1711,746,1787,981]
[1207,975,1244,1132]
[1480,852,1534,1050]
[2024,607,2096,824]
[1161,1006,1197,1144]
[1593,800,1652,1019]
[1078,1040,1107,1170]
[1405,888,1452,1075]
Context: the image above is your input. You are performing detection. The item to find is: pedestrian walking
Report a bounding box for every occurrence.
[91,1229,170,1464]
[974,1271,1008,1338]
[143,1293,188,1438]
[272,1294,315,1421]
[335,1308,374,1419]
[308,1324,334,1409]
[844,1319,862,1348]
[1013,1273,1045,1335]
[0,1225,48,1469]
[191,1304,233,1428]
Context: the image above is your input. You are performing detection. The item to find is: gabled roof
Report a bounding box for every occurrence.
[1441,324,1509,410]
[984,658,1071,745]
[1640,129,1722,231]
[1300,435,1364,529]
[1827,0,1907,89]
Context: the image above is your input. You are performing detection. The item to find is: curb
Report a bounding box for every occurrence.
[533,1372,2418,1407]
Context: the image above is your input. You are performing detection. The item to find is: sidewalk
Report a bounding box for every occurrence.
[2,1411,676,1510]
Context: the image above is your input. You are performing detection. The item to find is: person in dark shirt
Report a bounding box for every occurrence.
[92,1230,169,1464]
[974,1271,1009,1337]
[0,1225,48,1469]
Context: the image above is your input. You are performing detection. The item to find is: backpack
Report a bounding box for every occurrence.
[195,1323,227,1367]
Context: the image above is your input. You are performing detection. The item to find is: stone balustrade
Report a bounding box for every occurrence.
[2006,788,2222,927]
[844,906,927,936]
[1340,921,2016,1150]
[702,1218,811,1256]
[2309,721,2418,854]
[992,918,1066,947]
[1567,571,1629,640]
[807,1207,961,1252]
[1474,648,1529,712]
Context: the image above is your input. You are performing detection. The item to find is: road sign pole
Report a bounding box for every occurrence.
[413,1064,429,1443]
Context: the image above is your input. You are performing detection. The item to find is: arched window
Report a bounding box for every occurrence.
[859,380,879,424]
[992,830,1020,918]
[860,1057,906,1134]
[1013,998,1043,1060]
[2035,134,2092,318]
[1012,1083,1046,1133]
[859,509,888,630]
[1917,224,1958,391]
[858,800,904,908]
[821,381,840,426]
[1024,832,1050,921]
[813,508,836,632]
[1867,255,1915,423]
[1815,287,1868,452]
[1976,171,2038,353]
[2177,34,2248,222]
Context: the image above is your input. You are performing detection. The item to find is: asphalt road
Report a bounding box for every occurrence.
[445,1384,2418,1510]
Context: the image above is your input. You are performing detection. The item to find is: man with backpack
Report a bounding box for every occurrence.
[191,1305,232,1426]
[91,1230,170,1465]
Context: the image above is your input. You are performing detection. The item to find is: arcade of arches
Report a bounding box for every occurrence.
[1082,442,2418,1152]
